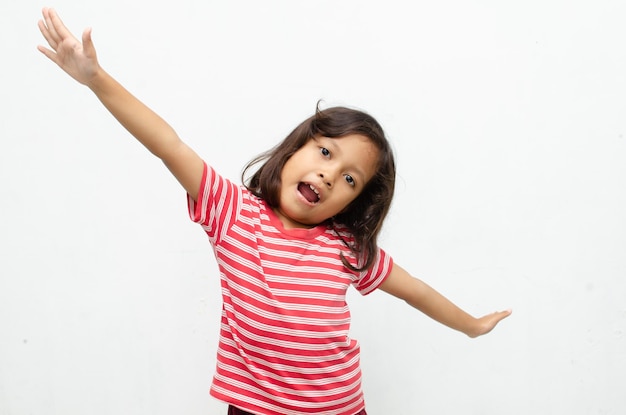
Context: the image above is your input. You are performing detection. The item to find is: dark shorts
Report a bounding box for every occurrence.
[228,405,367,415]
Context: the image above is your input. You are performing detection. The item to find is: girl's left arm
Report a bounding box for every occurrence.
[379,263,511,338]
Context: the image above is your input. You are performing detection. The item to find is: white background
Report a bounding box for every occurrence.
[1,1,625,414]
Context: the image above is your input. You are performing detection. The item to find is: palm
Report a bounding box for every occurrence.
[38,8,100,85]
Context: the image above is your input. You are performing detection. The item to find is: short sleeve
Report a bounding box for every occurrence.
[187,162,241,243]
[352,248,393,295]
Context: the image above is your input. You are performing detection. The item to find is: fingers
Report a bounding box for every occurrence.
[39,8,77,49]
[42,8,62,47]
[47,8,72,41]
[37,44,58,63]
[497,308,513,321]
[38,17,57,50]
[37,15,60,64]
[488,309,512,327]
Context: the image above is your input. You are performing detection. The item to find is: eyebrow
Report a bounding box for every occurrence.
[323,138,368,185]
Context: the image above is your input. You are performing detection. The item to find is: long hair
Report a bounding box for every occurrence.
[242,104,396,272]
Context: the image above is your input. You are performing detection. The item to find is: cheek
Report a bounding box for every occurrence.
[280,159,295,183]
[336,190,359,210]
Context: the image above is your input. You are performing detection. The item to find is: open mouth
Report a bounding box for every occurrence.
[298,182,320,204]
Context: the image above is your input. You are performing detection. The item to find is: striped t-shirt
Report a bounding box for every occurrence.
[188,163,393,415]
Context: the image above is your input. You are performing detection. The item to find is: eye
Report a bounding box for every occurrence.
[320,147,330,157]
[344,174,355,187]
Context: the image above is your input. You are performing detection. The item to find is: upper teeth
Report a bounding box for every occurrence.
[309,184,319,195]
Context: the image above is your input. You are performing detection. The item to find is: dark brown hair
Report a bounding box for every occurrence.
[242,104,396,272]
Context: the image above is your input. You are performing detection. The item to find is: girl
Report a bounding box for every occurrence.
[37,8,511,415]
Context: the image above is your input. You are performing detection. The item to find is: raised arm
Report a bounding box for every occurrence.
[379,263,511,338]
[37,8,204,200]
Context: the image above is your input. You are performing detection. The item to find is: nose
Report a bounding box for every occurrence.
[319,172,333,188]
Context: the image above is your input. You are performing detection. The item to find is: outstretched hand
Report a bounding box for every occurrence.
[37,7,100,85]
[467,309,512,338]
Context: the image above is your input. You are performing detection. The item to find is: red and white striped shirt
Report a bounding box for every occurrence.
[188,163,393,415]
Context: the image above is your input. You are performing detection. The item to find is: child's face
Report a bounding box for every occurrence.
[275,134,379,229]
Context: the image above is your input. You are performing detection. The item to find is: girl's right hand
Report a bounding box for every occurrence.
[37,7,205,200]
[37,7,100,86]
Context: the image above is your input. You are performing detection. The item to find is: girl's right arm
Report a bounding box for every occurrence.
[37,8,204,200]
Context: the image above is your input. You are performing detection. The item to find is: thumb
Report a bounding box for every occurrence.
[82,27,96,56]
